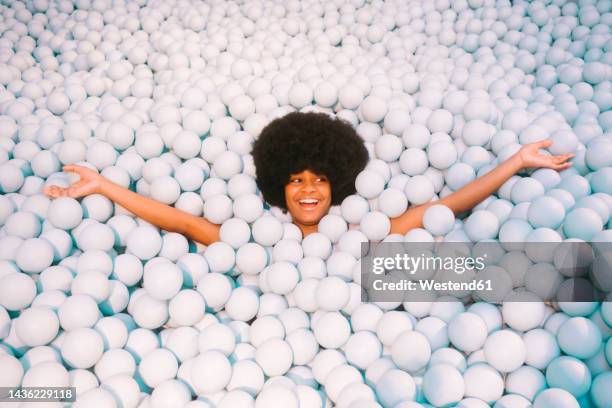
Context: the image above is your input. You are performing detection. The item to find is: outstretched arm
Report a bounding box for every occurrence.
[389,140,575,235]
[44,165,220,245]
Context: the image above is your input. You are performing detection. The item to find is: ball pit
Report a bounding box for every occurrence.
[0,0,611,407]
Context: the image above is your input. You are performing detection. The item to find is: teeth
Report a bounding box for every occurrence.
[299,199,318,204]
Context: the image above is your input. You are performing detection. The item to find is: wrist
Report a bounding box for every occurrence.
[97,177,110,195]
[509,152,526,171]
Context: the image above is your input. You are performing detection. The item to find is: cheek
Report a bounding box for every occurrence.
[321,184,332,202]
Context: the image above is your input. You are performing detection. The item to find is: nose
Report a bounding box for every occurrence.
[302,180,316,192]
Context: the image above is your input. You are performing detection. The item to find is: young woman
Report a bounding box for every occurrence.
[45,112,574,244]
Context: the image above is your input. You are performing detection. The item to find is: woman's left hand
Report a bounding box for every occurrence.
[517,139,575,170]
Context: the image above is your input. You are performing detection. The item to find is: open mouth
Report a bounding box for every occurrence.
[298,198,320,209]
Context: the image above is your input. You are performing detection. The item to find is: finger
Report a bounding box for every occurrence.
[554,162,573,170]
[552,156,566,163]
[536,139,553,148]
[63,165,86,176]
[66,186,80,198]
[45,185,62,198]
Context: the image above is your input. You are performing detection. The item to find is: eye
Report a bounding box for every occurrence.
[317,176,328,182]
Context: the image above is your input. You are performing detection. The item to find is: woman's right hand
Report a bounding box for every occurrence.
[44,165,105,199]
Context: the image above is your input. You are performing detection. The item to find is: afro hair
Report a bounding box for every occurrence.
[252,111,369,210]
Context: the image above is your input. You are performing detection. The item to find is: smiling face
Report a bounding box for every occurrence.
[284,169,332,236]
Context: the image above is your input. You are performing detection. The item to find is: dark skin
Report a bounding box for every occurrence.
[45,140,574,242]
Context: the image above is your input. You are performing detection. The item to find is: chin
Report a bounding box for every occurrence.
[294,212,324,225]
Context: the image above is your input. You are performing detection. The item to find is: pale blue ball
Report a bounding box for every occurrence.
[467,302,502,333]
[446,163,476,190]
[586,140,612,171]
[533,388,580,408]
[486,199,513,224]
[427,141,458,170]
[557,317,603,359]
[464,210,500,241]
[491,130,518,155]
[461,146,491,171]
[546,356,592,398]
[510,178,545,204]
[546,188,576,211]
[444,229,471,242]
[509,202,531,221]
[506,365,547,402]
[399,148,429,176]
[527,196,566,229]
[563,208,603,240]
[593,229,612,241]
[590,371,612,408]
[558,175,592,200]
[601,303,612,327]
[422,205,455,236]
[583,62,607,85]
[422,364,464,407]
[404,175,435,205]
[499,219,533,242]
[600,110,612,131]
[606,338,612,367]
[574,196,609,225]
[531,168,561,190]
[525,228,563,263]
[590,167,612,194]
[494,394,532,408]
[558,302,599,317]
[404,228,434,242]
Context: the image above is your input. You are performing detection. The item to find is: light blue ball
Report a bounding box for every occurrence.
[509,202,531,221]
[505,365,547,402]
[599,111,612,131]
[546,188,576,211]
[563,208,604,240]
[444,229,471,243]
[531,168,561,191]
[526,227,563,243]
[593,229,612,241]
[558,175,592,200]
[499,219,533,242]
[557,317,603,359]
[590,371,612,408]
[422,205,455,236]
[533,388,580,408]
[549,130,579,155]
[590,167,612,194]
[585,140,612,171]
[446,163,476,190]
[574,196,610,225]
[602,303,612,327]
[464,210,500,242]
[606,338,612,366]
[527,196,566,229]
[404,228,435,243]
[558,302,599,317]
[546,356,592,398]
[487,199,514,224]
[583,62,607,85]
[557,102,579,123]
[494,394,532,408]
[511,178,546,204]
[461,146,491,171]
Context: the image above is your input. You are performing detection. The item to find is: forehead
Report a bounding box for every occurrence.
[289,169,326,178]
